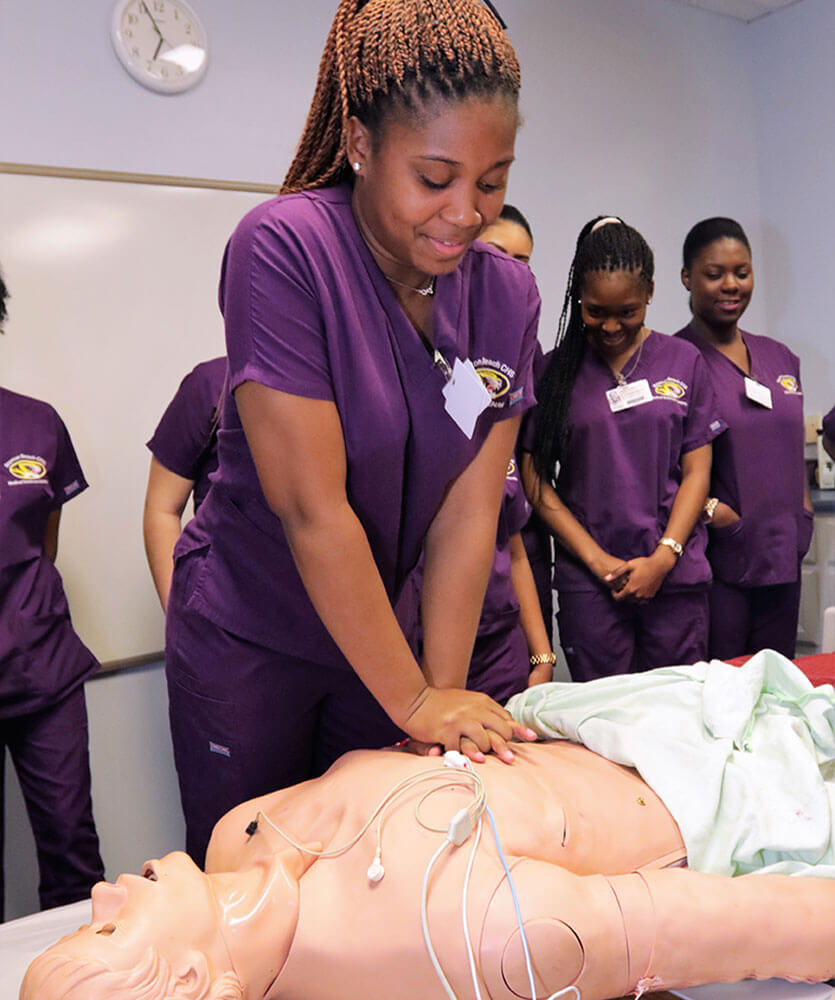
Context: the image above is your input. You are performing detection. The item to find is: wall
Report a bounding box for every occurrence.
[747,0,835,417]
[0,0,825,919]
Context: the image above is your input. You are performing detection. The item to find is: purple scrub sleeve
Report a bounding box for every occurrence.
[823,406,835,443]
[147,357,226,511]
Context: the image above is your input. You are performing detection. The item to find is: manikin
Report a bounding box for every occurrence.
[21,740,835,1000]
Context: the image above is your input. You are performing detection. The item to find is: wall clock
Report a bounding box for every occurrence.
[111,0,209,94]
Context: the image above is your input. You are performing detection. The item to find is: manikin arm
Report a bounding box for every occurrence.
[480,859,835,1000]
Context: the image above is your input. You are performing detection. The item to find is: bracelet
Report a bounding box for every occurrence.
[658,536,683,558]
[702,496,719,523]
[530,652,557,667]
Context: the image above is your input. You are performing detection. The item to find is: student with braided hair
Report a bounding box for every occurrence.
[521,217,724,681]
[164,0,539,864]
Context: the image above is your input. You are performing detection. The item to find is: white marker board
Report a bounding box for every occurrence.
[0,166,272,665]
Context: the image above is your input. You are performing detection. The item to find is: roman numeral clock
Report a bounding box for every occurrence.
[111,0,209,94]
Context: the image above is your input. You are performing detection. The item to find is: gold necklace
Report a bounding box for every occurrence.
[614,331,647,386]
[385,273,436,297]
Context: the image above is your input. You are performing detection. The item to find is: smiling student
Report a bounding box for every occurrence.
[163,0,539,863]
[675,217,813,660]
[522,217,724,681]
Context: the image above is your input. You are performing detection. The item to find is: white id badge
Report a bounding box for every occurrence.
[744,376,773,409]
[442,357,491,439]
[606,378,653,413]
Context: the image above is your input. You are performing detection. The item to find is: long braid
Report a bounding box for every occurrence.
[531,218,655,490]
[281,0,520,195]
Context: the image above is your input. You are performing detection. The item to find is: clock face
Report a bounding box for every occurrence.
[111,0,209,94]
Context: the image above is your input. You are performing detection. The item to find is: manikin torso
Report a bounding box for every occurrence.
[209,742,685,1000]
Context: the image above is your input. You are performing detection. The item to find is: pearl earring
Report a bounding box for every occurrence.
[353,162,361,173]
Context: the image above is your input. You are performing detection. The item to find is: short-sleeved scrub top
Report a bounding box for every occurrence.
[146,356,227,512]
[675,325,812,587]
[0,387,97,718]
[527,332,725,593]
[174,184,540,666]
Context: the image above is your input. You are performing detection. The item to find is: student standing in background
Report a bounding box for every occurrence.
[522,218,723,681]
[676,217,813,660]
[0,265,104,919]
[143,357,226,612]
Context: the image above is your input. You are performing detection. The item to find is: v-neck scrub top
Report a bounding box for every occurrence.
[529,332,724,593]
[174,184,540,665]
[675,324,811,587]
[146,356,226,512]
[0,388,97,718]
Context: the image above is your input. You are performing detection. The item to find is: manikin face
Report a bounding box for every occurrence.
[479,217,533,262]
[347,93,517,284]
[681,236,754,330]
[53,852,223,978]
[581,268,652,362]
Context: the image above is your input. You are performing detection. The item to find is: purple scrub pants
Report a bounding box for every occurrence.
[165,554,404,866]
[467,623,530,705]
[708,578,801,661]
[557,587,709,682]
[0,686,104,919]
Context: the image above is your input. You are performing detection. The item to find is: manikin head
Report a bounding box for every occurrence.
[20,847,316,1000]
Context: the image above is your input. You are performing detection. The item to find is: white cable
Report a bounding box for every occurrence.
[421,838,458,1000]
[461,814,484,1000]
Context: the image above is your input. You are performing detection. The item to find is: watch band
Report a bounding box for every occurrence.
[658,536,684,558]
[530,652,557,667]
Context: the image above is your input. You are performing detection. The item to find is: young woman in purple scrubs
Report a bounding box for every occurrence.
[143,357,226,611]
[164,0,538,863]
[522,218,724,681]
[0,267,104,918]
[675,217,814,660]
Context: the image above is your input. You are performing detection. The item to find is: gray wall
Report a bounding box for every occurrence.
[2,0,831,918]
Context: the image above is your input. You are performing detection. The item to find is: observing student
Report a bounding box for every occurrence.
[522,217,724,681]
[675,217,813,659]
[163,0,539,863]
[143,357,226,611]
[0,265,104,919]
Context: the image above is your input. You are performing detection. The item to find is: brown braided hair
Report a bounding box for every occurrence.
[281,0,520,195]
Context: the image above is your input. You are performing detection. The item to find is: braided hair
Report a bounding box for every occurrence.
[682,216,750,269]
[531,217,655,489]
[281,0,520,195]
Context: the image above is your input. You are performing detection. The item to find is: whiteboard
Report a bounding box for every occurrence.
[0,167,271,665]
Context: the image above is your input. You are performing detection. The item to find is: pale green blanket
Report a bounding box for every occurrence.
[505,650,835,877]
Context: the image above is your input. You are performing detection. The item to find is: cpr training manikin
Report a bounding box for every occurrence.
[21,651,835,1000]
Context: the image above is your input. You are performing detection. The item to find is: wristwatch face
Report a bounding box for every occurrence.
[111,0,209,94]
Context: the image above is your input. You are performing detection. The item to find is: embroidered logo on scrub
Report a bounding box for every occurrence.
[473,356,516,406]
[652,378,687,400]
[776,375,801,395]
[5,454,48,485]
[506,458,517,479]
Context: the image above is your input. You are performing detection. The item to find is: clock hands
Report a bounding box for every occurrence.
[140,1,168,59]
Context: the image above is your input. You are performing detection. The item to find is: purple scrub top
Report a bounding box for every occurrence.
[175,184,539,662]
[478,458,530,635]
[675,324,811,587]
[524,332,724,593]
[0,387,97,717]
[146,357,226,512]
[823,406,835,441]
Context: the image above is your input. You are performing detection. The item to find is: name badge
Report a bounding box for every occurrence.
[606,379,653,413]
[744,376,773,409]
[442,357,491,439]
